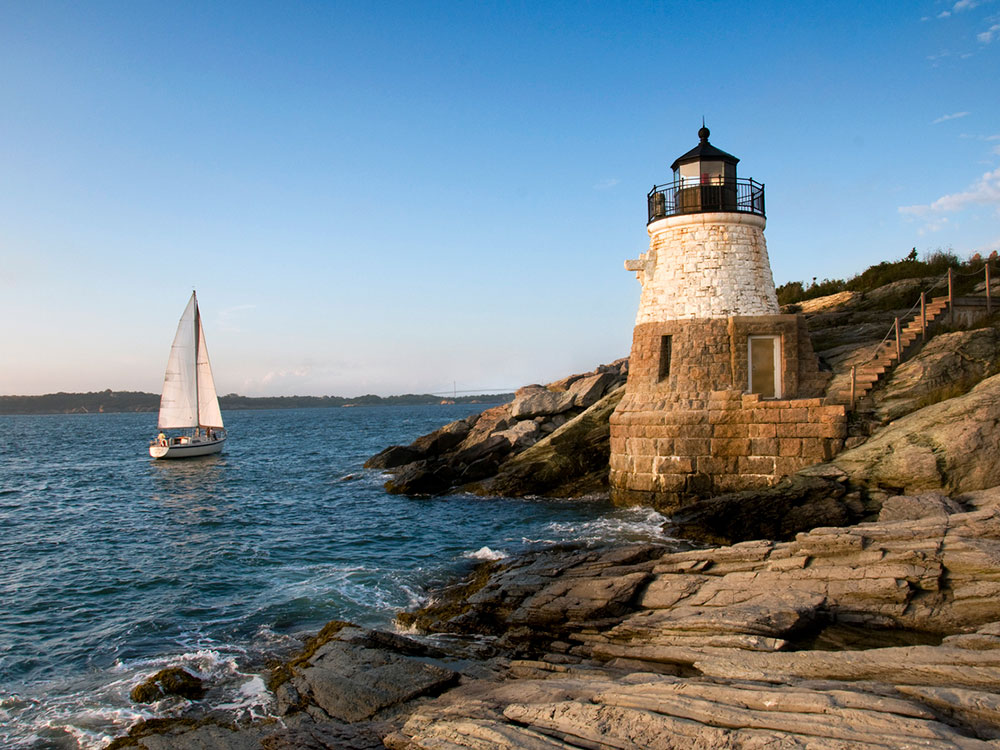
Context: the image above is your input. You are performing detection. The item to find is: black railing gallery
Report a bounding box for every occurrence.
[647,177,765,223]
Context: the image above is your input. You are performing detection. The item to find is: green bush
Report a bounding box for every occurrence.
[778,248,995,305]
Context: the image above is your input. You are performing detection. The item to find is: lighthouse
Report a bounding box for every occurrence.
[609,126,845,511]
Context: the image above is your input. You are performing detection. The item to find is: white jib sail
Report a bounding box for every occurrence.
[158,293,199,429]
[196,312,224,429]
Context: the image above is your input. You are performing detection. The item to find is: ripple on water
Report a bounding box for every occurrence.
[0,406,670,748]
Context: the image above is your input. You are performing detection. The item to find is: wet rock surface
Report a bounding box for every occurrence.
[129,668,207,704]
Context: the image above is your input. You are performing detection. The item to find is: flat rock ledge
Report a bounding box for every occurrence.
[112,485,1000,749]
[384,485,1000,749]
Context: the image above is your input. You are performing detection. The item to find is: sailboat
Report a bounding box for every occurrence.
[149,291,226,459]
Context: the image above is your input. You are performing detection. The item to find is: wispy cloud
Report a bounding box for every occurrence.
[979,22,1000,42]
[592,178,620,190]
[899,167,1000,219]
[920,217,950,235]
[932,111,971,124]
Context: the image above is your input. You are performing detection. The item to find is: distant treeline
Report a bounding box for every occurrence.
[0,390,513,415]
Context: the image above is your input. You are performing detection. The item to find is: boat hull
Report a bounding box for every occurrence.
[149,436,226,459]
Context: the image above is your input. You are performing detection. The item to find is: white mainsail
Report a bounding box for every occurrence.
[157,292,224,430]
[195,313,224,428]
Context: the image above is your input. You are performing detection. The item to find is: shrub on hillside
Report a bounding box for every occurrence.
[778,248,995,306]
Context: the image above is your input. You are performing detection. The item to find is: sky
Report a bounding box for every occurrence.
[1,1,999,397]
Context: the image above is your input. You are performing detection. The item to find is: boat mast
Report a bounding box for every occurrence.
[193,291,201,430]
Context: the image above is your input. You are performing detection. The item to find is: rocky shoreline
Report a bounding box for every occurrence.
[110,288,1000,749]
[112,482,1000,748]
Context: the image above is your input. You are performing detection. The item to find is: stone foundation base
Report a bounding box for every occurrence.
[610,392,846,514]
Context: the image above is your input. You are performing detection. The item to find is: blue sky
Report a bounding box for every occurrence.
[1,1,998,397]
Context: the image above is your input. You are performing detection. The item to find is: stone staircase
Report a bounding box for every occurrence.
[827,295,950,409]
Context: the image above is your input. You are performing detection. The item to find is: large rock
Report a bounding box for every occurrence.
[510,388,576,419]
[568,371,619,409]
[366,360,627,499]
[129,667,206,704]
[664,473,861,545]
[397,543,669,643]
[274,627,458,723]
[831,372,1000,495]
[874,328,1000,422]
[476,386,625,498]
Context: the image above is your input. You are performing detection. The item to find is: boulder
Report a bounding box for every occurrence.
[410,417,474,455]
[129,667,206,704]
[493,420,542,450]
[383,460,453,496]
[274,629,458,723]
[664,474,861,545]
[478,386,625,498]
[832,372,1000,495]
[455,404,514,452]
[874,328,1000,422]
[364,445,421,470]
[510,389,576,420]
[568,371,618,409]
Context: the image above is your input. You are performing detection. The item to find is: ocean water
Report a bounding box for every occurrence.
[0,406,668,748]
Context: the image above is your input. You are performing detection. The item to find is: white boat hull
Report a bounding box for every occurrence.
[149,435,226,459]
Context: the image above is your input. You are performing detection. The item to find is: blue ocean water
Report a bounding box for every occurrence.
[0,406,667,748]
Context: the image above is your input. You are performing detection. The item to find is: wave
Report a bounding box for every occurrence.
[462,546,508,561]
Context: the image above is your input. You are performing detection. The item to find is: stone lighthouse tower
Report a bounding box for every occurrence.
[609,126,845,511]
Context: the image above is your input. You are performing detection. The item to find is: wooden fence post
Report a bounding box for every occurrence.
[895,317,901,361]
[948,268,954,326]
[921,291,927,339]
[987,264,992,315]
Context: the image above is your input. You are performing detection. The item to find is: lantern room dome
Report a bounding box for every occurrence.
[670,126,740,172]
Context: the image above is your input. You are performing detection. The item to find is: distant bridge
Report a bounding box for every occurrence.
[429,387,516,396]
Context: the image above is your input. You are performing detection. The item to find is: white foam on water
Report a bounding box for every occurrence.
[212,674,271,720]
[2,646,279,750]
[463,546,508,561]
[542,507,671,545]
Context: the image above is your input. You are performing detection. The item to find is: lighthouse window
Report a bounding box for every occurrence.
[748,336,782,399]
[658,335,672,380]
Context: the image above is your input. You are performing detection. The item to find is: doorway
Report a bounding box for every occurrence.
[748,335,781,398]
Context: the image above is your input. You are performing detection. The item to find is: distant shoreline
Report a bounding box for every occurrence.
[0,390,513,416]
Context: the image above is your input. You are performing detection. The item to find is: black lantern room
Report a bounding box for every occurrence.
[647,125,764,222]
[671,125,739,190]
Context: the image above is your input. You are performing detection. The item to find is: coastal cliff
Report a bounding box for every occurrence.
[111,282,1000,749]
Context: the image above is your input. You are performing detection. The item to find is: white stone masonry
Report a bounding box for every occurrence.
[627,212,778,323]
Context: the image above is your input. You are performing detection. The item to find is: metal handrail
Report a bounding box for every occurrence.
[647,177,765,223]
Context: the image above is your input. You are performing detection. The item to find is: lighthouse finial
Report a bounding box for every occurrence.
[698,118,710,142]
